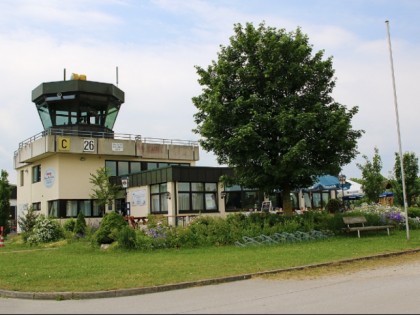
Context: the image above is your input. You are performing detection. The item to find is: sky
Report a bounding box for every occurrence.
[1,0,420,185]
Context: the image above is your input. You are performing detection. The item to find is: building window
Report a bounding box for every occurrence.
[224,185,263,212]
[47,199,103,218]
[178,182,218,214]
[66,200,78,217]
[48,201,59,217]
[105,161,117,176]
[20,170,24,187]
[105,160,191,176]
[32,165,41,183]
[150,183,168,214]
[32,202,41,211]
[130,162,141,173]
[118,161,129,176]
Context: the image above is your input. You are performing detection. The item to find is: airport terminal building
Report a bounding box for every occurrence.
[14,75,339,228]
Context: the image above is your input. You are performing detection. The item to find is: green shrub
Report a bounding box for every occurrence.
[94,211,127,245]
[127,211,342,251]
[135,230,155,250]
[325,199,341,214]
[74,212,87,236]
[117,225,137,250]
[26,215,64,245]
[17,206,38,234]
[63,218,76,232]
[408,207,420,218]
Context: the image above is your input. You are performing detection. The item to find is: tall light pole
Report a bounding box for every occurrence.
[339,174,346,211]
[385,20,410,240]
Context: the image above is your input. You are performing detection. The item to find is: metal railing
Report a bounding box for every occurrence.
[16,128,200,150]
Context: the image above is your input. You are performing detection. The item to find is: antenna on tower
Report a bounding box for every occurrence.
[116,66,119,86]
[64,68,66,81]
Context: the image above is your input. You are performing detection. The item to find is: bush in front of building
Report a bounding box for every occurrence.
[18,207,40,242]
[17,206,39,241]
[63,218,76,232]
[408,207,420,218]
[74,211,87,237]
[93,211,128,245]
[26,214,65,246]
[116,211,339,251]
[117,225,137,250]
[325,199,342,213]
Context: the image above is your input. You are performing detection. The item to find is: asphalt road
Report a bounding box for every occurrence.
[1,258,420,314]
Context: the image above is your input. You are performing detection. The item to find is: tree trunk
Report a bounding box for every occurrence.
[282,187,293,214]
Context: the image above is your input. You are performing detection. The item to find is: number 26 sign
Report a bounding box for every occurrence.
[83,139,95,152]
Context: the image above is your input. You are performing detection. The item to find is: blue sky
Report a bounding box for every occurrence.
[1,0,420,184]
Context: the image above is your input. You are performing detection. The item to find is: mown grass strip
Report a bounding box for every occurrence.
[1,230,419,293]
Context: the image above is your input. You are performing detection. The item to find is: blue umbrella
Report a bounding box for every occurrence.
[307,175,350,190]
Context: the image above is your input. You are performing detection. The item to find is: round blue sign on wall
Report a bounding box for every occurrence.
[44,168,55,188]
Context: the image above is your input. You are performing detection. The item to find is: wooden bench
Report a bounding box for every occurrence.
[342,216,394,238]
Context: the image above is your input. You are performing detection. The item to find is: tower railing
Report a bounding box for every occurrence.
[16,128,199,151]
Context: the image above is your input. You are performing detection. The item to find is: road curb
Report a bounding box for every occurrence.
[2,248,420,300]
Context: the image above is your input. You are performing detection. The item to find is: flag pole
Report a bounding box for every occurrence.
[385,20,410,240]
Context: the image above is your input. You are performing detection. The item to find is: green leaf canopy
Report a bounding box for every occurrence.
[192,22,363,211]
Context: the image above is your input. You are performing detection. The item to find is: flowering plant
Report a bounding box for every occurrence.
[352,203,405,227]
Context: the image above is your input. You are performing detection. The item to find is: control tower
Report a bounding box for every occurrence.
[14,74,199,225]
[32,74,124,135]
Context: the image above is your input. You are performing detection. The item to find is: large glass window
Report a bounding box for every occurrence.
[224,185,263,212]
[47,199,103,218]
[105,160,188,176]
[178,182,218,214]
[178,193,190,211]
[192,193,204,211]
[66,201,78,217]
[118,161,129,176]
[303,192,312,209]
[79,200,91,217]
[48,201,59,217]
[105,161,117,176]
[147,162,158,170]
[130,162,141,173]
[150,183,168,214]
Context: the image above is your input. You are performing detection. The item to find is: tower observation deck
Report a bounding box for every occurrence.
[32,74,124,136]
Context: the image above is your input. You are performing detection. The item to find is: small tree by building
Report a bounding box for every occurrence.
[0,170,11,234]
[17,206,38,233]
[17,206,39,241]
[393,152,419,207]
[89,167,120,216]
[74,211,87,237]
[356,147,385,203]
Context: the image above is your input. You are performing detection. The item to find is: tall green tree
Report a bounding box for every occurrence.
[89,167,120,216]
[0,170,11,233]
[393,152,419,207]
[192,22,363,213]
[356,147,384,203]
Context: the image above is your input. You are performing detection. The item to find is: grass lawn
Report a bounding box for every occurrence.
[1,229,420,293]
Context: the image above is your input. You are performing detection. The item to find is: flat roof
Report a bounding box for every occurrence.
[32,80,124,103]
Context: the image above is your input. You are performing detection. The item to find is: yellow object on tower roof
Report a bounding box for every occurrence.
[70,73,87,80]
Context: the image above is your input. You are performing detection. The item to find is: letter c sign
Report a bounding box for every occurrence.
[58,137,71,151]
